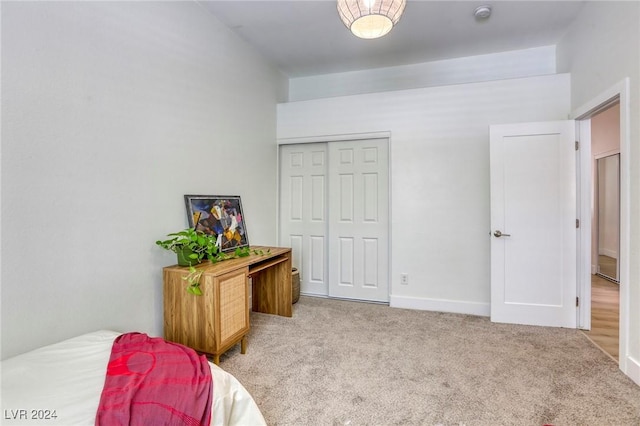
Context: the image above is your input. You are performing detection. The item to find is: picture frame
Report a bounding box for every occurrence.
[184,195,249,252]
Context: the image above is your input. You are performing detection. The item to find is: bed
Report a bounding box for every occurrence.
[0,330,266,425]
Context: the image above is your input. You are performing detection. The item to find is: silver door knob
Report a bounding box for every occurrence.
[493,230,511,237]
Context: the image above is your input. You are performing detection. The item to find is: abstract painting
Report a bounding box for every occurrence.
[184,195,249,252]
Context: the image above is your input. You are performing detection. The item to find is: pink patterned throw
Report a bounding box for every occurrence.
[95,332,213,426]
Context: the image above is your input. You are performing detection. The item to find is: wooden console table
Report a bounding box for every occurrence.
[163,246,292,364]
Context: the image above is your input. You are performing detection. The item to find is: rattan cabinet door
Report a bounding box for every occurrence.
[212,268,250,359]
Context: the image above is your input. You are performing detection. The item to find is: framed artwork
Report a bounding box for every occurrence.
[184,195,249,252]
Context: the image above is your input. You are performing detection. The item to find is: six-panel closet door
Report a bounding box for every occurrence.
[279,139,389,303]
[279,143,329,296]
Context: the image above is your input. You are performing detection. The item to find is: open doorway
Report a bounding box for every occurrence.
[574,79,632,381]
[581,101,621,361]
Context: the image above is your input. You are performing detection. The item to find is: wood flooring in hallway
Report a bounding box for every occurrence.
[581,275,619,361]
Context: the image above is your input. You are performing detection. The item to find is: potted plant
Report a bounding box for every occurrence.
[156,227,254,295]
[156,228,220,267]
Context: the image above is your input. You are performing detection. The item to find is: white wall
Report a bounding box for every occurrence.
[557,0,640,385]
[289,46,556,101]
[278,74,570,315]
[1,1,287,359]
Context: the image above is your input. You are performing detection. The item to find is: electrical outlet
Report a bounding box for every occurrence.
[400,273,409,285]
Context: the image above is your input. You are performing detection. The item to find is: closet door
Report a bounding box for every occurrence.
[279,143,328,296]
[328,139,389,302]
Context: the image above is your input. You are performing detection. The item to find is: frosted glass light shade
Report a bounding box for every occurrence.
[337,0,406,39]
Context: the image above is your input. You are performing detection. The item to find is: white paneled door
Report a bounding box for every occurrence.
[328,139,389,302]
[490,121,577,328]
[279,139,389,302]
[279,143,328,296]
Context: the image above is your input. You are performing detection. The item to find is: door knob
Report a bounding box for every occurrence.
[493,230,511,238]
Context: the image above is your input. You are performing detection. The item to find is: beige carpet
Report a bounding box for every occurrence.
[219,296,640,425]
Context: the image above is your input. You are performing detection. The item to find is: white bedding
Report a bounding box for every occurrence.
[0,330,266,426]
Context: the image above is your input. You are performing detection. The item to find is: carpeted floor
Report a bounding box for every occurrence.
[219,296,640,425]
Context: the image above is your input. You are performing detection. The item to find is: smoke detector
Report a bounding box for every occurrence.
[474,5,492,19]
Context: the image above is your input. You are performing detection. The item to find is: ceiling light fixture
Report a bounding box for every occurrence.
[337,0,407,39]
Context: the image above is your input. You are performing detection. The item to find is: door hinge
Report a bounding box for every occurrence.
[575,141,579,151]
[576,219,580,228]
[576,297,579,307]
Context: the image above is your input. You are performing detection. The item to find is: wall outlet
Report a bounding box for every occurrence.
[400,273,409,285]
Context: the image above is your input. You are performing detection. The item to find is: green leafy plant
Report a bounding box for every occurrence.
[156,228,255,295]
[209,245,251,262]
[182,266,204,296]
[252,247,271,256]
[155,228,221,265]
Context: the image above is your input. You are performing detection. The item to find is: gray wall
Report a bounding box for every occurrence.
[1,1,287,359]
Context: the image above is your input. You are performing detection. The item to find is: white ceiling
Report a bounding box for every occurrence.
[200,0,586,78]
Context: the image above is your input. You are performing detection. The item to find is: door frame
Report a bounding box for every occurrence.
[276,131,393,300]
[573,79,630,374]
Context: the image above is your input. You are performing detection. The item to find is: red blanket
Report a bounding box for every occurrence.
[95,333,213,426]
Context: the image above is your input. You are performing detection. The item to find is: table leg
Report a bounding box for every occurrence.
[241,336,247,354]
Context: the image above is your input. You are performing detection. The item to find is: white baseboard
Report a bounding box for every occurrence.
[591,264,598,274]
[623,355,640,387]
[390,295,490,317]
[300,291,328,298]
